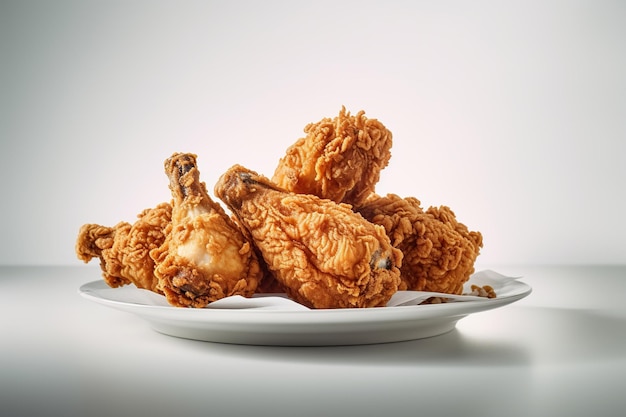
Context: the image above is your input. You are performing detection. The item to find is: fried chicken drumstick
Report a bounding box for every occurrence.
[272,107,393,207]
[357,194,483,295]
[75,202,172,293]
[215,164,402,309]
[150,153,262,307]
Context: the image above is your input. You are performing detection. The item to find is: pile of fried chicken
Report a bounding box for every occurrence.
[76,107,483,309]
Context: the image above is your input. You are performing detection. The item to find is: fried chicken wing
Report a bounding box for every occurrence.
[214,165,402,309]
[75,202,172,293]
[272,107,393,207]
[357,194,483,295]
[150,153,262,308]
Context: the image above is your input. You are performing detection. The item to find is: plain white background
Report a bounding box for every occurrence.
[1,0,624,267]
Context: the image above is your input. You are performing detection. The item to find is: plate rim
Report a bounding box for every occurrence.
[79,279,532,324]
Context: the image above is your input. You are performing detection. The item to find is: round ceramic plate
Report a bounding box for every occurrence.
[79,275,531,346]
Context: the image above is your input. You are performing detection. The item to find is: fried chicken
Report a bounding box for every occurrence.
[272,107,393,207]
[75,202,172,293]
[214,164,402,309]
[150,153,262,308]
[356,194,483,295]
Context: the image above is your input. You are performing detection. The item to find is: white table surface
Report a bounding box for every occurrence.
[1,265,625,417]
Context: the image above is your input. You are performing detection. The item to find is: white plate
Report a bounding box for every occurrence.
[79,271,531,346]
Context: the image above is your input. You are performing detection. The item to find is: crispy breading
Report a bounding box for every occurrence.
[150,153,262,307]
[215,165,402,309]
[357,194,483,295]
[272,107,392,207]
[75,202,172,293]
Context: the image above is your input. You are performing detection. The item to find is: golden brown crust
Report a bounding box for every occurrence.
[76,107,486,307]
[215,165,402,309]
[272,107,392,207]
[75,203,172,293]
[150,153,262,307]
[357,194,482,295]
